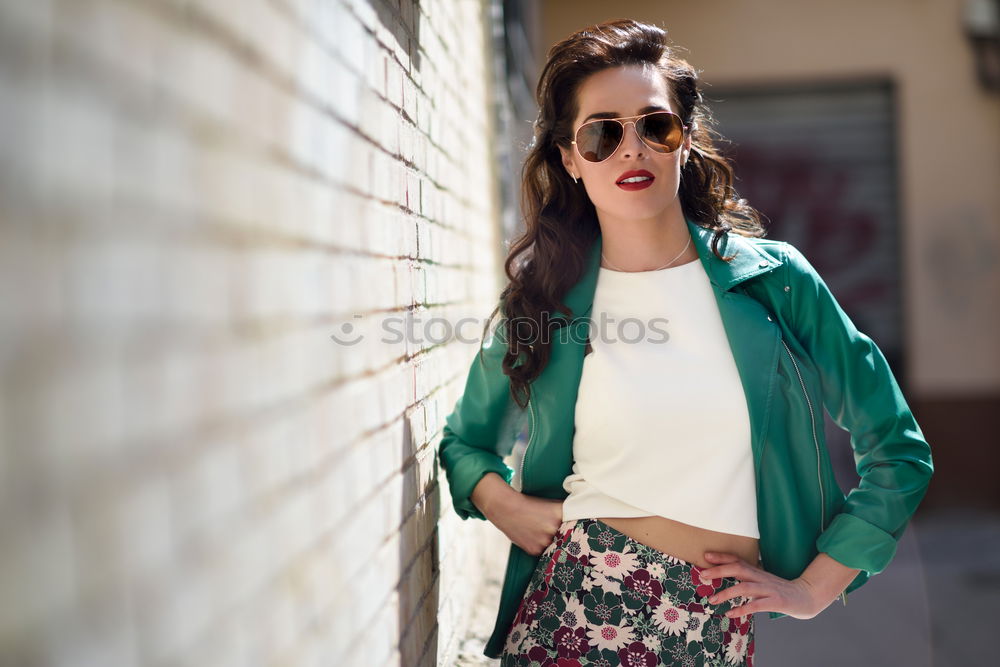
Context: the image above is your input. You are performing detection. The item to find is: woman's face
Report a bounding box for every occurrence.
[559,65,691,224]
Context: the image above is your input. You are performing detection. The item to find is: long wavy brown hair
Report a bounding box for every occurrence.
[483,18,766,409]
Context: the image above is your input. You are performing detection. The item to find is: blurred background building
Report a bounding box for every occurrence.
[0,0,997,666]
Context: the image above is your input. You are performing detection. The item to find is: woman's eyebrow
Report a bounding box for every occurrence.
[581,104,669,123]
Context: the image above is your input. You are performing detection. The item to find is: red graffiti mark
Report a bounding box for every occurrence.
[720,141,895,331]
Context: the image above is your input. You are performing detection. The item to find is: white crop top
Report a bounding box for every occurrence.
[561,256,759,538]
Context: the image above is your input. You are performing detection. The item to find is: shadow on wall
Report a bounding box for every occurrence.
[367,0,423,71]
[398,413,440,665]
[356,0,433,663]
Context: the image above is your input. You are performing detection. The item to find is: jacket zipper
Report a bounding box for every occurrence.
[518,395,536,489]
[781,338,824,529]
[780,337,847,605]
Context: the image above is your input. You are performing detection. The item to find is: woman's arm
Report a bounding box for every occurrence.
[782,243,935,575]
[471,471,565,556]
[698,243,932,619]
[438,316,518,521]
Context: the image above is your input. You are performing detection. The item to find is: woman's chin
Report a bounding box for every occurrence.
[597,201,677,223]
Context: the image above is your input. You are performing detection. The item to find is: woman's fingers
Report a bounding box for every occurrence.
[496,495,563,556]
[723,595,771,618]
[700,552,766,582]
[708,581,766,605]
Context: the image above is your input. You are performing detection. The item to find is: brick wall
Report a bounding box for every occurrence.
[0,0,510,665]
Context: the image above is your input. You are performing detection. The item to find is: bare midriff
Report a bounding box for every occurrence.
[595,515,760,570]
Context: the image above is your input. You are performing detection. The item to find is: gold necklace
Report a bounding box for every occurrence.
[601,236,692,272]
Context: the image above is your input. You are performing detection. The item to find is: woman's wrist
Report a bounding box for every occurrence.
[471,472,518,516]
[795,551,861,609]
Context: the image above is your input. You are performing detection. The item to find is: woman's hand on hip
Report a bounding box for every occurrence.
[697,551,832,620]
[490,492,564,556]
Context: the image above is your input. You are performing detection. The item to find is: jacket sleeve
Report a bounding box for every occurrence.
[782,242,934,575]
[437,316,518,521]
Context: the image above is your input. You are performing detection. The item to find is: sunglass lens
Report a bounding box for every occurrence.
[639,113,684,153]
[576,113,684,162]
[577,121,623,162]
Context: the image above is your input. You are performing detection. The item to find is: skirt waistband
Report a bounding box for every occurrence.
[553,517,753,618]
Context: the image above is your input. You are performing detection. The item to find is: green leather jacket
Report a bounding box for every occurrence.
[437,217,934,659]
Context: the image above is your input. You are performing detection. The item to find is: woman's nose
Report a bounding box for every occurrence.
[621,121,646,155]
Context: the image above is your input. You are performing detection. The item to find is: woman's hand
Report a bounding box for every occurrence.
[698,551,837,620]
[471,473,564,556]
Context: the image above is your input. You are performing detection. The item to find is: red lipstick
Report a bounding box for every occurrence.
[616,169,655,191]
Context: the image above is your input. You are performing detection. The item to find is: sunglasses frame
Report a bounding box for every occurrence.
[571,110,690,163]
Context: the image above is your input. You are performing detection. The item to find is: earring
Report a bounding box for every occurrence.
[572,174,579,183]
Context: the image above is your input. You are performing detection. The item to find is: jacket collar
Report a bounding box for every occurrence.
[562,216,783,320]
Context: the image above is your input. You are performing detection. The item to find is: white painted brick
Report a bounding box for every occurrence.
[385,50,405,109]
[109,117,198,215]
[0,504,77,640]
[327,44,363,123]
[181,616,248,667]
[361,37,386,96]
[341,0,379,36]
[115,475,175,582]
[155,25,238,128]
[35,355,127,484]
[40,588,139,667]
[220,522,276,616]
[136,560,216,663]
[0,0,504,664]
[160,241,232,327]
[239,425,291,507]
[170,439,244,555]
[340,593,400,666]
[329,1,369,77]
[37,77,116,208]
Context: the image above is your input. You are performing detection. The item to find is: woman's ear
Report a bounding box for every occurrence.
[559,144,577,180]
[681,134,692,166]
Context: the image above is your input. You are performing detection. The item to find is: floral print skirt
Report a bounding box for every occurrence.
[500,518,755,667]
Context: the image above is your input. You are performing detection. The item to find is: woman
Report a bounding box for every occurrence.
[438,18,933,667]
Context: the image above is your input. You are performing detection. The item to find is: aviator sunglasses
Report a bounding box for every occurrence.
[571,110,689,163]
